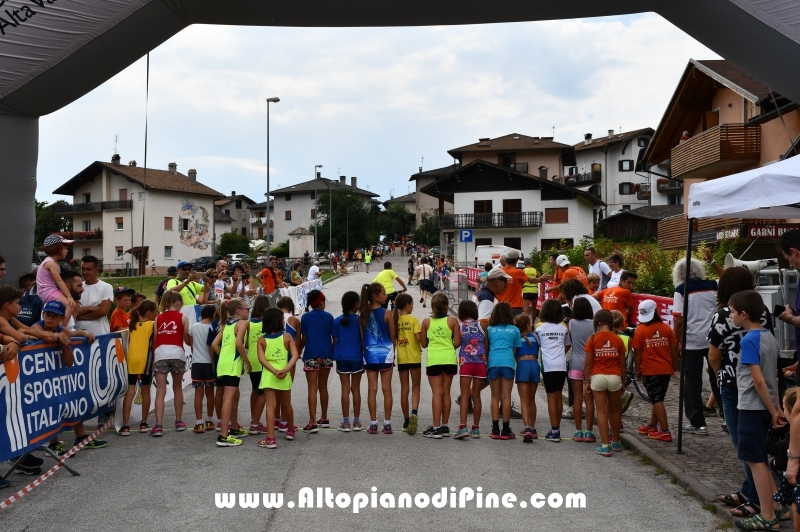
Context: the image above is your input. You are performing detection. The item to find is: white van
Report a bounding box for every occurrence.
[474,245,522,268]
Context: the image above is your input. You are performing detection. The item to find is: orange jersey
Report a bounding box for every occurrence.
[596,287,634,326]
[110,308,131,332]
[550,268,564,299]
[584,331,626,377]
[631,322,677,376]
[496,267,528,308]
[561,266,589,288]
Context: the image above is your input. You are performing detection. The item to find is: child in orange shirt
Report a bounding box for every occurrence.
[110,287,135,332]
[586,273,600,295]
[584,309,627,457]
[631,300,679,442]
[594,271,637,328]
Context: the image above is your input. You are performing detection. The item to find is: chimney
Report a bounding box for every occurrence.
[231,191,236,196]
[188,169,197,183]
[168,162,177,174]
[128,160,137,167]
[608,129,614,140]
[419,166,422,173]
[533,137,540,144]
[339,175,346,185]
[478,138,491,146]
[584,133,592,146]
[111,153,121,165]
[538,166,548,180]
[351,176,357,189]
[316,172,321,179]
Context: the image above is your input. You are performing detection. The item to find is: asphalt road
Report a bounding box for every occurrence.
[2,264,719,531]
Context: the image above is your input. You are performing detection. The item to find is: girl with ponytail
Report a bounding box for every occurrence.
[332,291,362,431]
[119,300,158,435]
[359,282,396,435]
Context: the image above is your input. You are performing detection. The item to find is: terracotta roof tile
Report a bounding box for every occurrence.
[448,133,571,157]
[696,60,771,100]
[573,128,654,152]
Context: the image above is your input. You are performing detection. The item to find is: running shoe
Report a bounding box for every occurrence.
[648,430,673,442]
[470,426,480,439]
[530,427,538,440]
[509,403,523,419]
[286,430,296,440]
[621,391,634,414]
[48,441,67,456]
[338,421,351,432]
[563,406,575,420]
[352,420,363,431]
[303,422,319,434]
[216,435,242,447]
[702,406,717,417]
[367,423,378,435]
[611,441,623,452]
[119,425,130,436]
[249,423,268,435]
[20,455,43,468]
[490,427,501,440]
[522,428,534,443]
[500,427,516,440]
[149,425,163,437]
[205,421,215,432]
[317,418,330,428]
[595,445,612,457]
[572,430,584,442]
[15,465,41,476]
[682,424,708,436]
[440,425,450,437]
[79,437,107,449]
[422,426,443,439]
[420,297,424,304]
[258,437,277,449]
[175,420,187,432]
[382,423,393,435]
[544,430,561,442]
[231,427,249,438]
[402,420,409,432]
[637,424,658,435]
[193,423,205,434]
[583,430,596,443]
[453,426,470,439]
[140,422,151,433]
[408,414,418,435]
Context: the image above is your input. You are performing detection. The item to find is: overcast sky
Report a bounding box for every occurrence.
[37,13,717,205]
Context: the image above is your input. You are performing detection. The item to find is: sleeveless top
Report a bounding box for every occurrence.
[217,320,244,377]
[127,321,154,374]
[458,319,486,365]
[283,312,297,340]
[247,318,264,372]
[426,316,457,367]
[259,333,292,391]
[153,310,185,362]
[362,307,394,365]
[36,256,62,303]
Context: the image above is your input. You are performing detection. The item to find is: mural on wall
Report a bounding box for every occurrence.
[179,196,211,250]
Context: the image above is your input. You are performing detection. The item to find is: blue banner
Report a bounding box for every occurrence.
[0,333,126,462]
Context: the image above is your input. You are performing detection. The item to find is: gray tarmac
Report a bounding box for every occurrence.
[1,264,719,531]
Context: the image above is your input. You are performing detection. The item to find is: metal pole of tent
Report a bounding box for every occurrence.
[676,217,693,454]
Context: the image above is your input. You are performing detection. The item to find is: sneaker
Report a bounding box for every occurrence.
[317,418,330,428]
[119,425,130,436]
[490,427,501,439]
[286,430,296,440]
[638,424,658,435]
[440,425,450,437]
[215,421,222,432]
[338,421,351,432]
[407,414,418,436]
[382,423,393,435]
[611,441,623,452]
[216,435,242,447]
[258,437,277,449]
[193,423,205,434]
[702,406,716,417]
[682,424,708,435]
[140,422,151,433]
[544,430,561,442]
[583,430,596,443]
[422,426,443,439]
[563,406,575,420]
[175,421,187,432]
[15,465,41,476]
[353,420,363,432]
[509,403,523,419]
[531,427,538,440]
[249,423,268,435]
[648,430,673,442]
[522,427,534,443]
[722,422,729,434]
[78,437,107,449]
[619,422,625,433]
[20,455,43,468]
[0,477,9,488]
[470,426,480,439]
[48,441,67,456]
[500,427,516,440]
[205,421,215,432]
[230,427,249,438]
[367,423,379,435]
[276,420,289,432]
[303,423,319,434]
[572,430,584,442]
[149,425,163,437]
[621,391,634,414]
[453,426,470,439]
[596,444,612,457]
[420,297,424,304]
[402,420,409,432]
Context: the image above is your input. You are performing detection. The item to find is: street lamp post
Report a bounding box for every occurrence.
[314,164,322,254]
[266,96,280,261]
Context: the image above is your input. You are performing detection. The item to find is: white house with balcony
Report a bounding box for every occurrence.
[215,192,256,237]
[52,155,222,273]
[421,160,603,255]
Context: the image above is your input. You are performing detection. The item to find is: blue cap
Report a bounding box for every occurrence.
[177,261,190,269]
[42,300,66,316]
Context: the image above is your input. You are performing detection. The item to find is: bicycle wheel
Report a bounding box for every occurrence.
[634,376,650,401]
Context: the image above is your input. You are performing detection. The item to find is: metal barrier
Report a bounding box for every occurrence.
[456,272,469,305]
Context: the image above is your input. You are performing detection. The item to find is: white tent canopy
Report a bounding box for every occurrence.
[687,155,800,220]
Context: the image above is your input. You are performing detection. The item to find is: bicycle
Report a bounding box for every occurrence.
[624,329,650,401]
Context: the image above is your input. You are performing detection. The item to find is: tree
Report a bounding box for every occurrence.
[35,200,73,247]
[414,210,440,246]
[379,203,415,241]
[312,189,380,251]
[217,231,251,257]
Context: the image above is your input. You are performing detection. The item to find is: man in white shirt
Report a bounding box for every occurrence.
[606,253,625,288]
[584,247,612,290]
[307,261,321,282]
[75,256,113,336]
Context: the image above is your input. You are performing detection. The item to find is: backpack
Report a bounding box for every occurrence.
[597,260,612,289]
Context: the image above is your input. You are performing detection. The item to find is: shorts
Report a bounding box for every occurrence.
[303,358,334,371]
[337,360,364,374]
[364,363,393,372]
[191,362,216,387]
[738,410,771,463]
[590,374,623,392]
[398,362,422,372]
[542,371,568,394]
[249,371,265,396]
[128,374,153,386]
[510,308,523,318]
[459,362,487,379]
[487,366,515,381]
[152,359,187,374]
[568,369,584,381]
[522,293,538,301]
[216,375,241,388]
[426,364,457,377]
[515,360,541,383]
[643,375,671,404]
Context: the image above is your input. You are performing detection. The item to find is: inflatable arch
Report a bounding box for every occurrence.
[1,0,800,279]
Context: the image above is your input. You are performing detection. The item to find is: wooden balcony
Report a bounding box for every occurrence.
[670,124,760,180]
[51,200,133,213]
[656,179,683,192]
[440,212,543,230]
[565,172,602,187]
[54,230,103,241]
[636,184,651,200]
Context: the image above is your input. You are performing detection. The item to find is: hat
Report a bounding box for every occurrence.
[42,300,66,316]
[167,266,178,275]
[115,286,135,297]
[487,267,512,280]
[177,261,190,269]
[43,234,74,247]
[556,255,570,267]
[638,299,657,323]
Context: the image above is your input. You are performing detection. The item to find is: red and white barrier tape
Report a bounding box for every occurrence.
[0,418,113,511]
